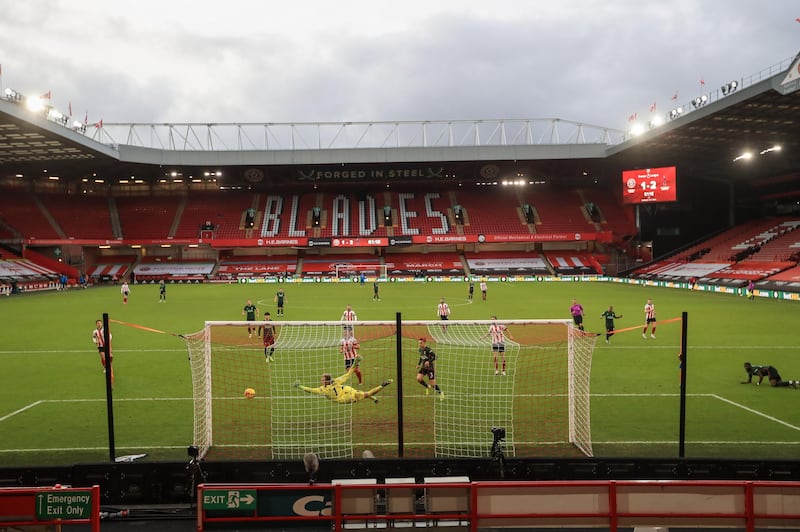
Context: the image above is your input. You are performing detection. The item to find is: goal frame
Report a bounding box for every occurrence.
[333,263,388,279]
[188,318,592,459]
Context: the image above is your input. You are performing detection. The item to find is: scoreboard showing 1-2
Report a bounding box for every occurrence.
[621,166,677,204]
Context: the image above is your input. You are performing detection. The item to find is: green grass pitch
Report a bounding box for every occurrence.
[0,279,798,466]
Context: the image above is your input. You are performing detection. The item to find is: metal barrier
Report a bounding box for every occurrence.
[0,484,101,531]
[197,479,800,531]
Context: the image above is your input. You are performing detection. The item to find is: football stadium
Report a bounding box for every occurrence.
[0,50,799,528]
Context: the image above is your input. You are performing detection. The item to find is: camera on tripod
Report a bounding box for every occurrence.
[491,427,506,441]
[186,445,207,506]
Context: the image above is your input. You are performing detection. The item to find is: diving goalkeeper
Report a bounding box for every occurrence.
[293,356,393,404]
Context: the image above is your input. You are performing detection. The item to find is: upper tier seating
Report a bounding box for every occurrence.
[580,188,637,239]
[314,192,393,238]
[116,196,182,240]
[175,192,257,239]
[523,188,595,234]
[38,193,114,240]
[0,190,60,239]
[452,189,529,235]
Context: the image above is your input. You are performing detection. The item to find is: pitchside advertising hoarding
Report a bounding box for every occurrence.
[622,166,677,204]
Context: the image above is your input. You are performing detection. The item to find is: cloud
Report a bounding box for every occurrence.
[1,0,797,130]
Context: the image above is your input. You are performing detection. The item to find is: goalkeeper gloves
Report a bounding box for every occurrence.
[293,380,300,388]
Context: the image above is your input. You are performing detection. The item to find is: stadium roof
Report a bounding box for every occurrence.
[1,55,799,193]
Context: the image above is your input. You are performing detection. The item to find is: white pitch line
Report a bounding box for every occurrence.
[0,398,193,423]
[597,345,800,350]
[0,445,187,454]
[595,440,800,445]
[0,401,43,422]
[711,393,800,432]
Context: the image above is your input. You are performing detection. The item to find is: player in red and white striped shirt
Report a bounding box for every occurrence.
[341,304,357,334]
[339,329,363,384]
[437,297,451,331]
[642,298,657,339]
[483,316,514,376]
[92,319,114,385]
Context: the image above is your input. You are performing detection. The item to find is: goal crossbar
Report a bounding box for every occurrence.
[186,318,595,460]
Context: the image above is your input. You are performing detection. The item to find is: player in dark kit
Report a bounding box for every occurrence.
[416,338,444,400]
[600,306,622,344]
[372,281,380,301]
[468,281,475,301]
[741,362,797,388]
[274,288,286,316]
[262,312,276,362]
[242,299,258,338]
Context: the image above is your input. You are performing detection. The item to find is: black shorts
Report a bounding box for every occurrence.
[767,366,781,382]
[573,315,583,326]
[418,367,435,379]
[492,343,506,352]
[440,315,449,321]
[646,318,657,324]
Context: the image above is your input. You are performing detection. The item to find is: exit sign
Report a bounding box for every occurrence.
[36,490,93,520]
[202,489,257,510]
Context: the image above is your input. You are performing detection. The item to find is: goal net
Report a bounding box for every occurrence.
[185,319,596,461]
[334,263,388,279]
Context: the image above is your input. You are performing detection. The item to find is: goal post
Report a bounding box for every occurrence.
[334,263,388,279]
[185,319,596,461]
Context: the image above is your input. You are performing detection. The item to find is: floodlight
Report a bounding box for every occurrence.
[4,88,23,103]
[691,95,708,109]
[668,108,683,120]
[25,96,45,113]
[721,80,739,95]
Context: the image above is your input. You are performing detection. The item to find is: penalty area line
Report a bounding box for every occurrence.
[711,394,800,432]
[0,401,43,423]
[0,398,192,422]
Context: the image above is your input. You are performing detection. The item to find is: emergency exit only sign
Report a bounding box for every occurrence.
[36,490,93,519]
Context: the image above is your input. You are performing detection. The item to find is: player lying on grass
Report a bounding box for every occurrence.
[293,355,392,404]
[741,362,798,388]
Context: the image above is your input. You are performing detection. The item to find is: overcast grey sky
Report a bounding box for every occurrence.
[1,0,798,131]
